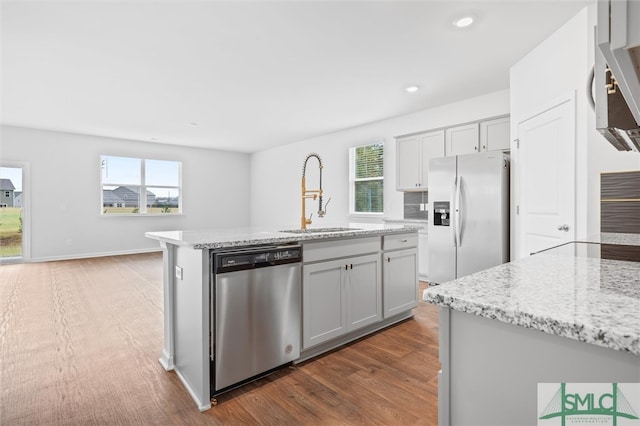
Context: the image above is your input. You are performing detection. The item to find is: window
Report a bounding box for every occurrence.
[100,155,181,215]
[350,142,384,214]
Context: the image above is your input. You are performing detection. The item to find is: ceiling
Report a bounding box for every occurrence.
[1,0,590,153]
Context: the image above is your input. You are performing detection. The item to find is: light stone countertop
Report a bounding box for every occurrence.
[382,218,428,224]
[580,232,640,246]
[145,222,419,249]
[424,236,640,355]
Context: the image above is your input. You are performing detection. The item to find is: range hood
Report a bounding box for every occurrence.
[595,0,640,152]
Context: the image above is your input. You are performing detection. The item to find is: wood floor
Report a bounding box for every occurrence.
[0,253,440,425]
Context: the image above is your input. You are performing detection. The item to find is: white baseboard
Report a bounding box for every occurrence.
[29,247,162,263]
[175,368,212,412]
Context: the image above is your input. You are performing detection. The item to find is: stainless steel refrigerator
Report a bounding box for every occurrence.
[428,151,509,284]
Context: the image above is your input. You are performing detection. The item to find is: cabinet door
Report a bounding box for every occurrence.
[419,130,445,189]
[480,117,510,151]
[302,259,347,349]
[383,248,418,318]
[346,254,382,331]
[418,232,428,280]
[396,135,421,190]
[446,123,479,156]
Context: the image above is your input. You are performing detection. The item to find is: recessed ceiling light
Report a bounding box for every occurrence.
[405,86,420,93]
[453,16,474,28]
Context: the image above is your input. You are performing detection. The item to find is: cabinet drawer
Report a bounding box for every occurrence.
[303,236,380,263]
[383,233,418,251]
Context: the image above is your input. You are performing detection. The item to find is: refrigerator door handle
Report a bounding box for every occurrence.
[454,175,462,247]
[452,177,458,247]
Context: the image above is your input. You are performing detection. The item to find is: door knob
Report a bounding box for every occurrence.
[557,224,570,232]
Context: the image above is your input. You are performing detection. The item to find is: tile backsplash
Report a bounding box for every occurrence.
[404,191,428,220]
[600,171,640,234]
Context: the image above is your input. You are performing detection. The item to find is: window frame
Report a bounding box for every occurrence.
[349,141,384,216]
[100,155,182,216]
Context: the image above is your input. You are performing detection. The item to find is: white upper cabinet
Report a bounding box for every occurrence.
[480,116,511,152]
[397,135,421,190]
[396,116,509,191]
[396,130,445,191]
[421,131,447,186]
[446,123,480,156]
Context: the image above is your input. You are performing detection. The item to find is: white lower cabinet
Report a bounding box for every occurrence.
[383,235,418,318]
[418,231,428,281]
[302,253,381,350]
[383,249,418,318]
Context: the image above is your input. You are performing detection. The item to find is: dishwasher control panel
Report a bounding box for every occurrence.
[213,246,302,273]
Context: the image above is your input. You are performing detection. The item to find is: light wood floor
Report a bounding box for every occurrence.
[0,253,440,425]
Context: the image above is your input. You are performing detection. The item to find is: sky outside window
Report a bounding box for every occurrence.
[100,156,181,200]
[146,159,180,187]
[0,167,22,191]
[101,156,141,185]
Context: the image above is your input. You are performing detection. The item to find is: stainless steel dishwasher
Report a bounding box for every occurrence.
[210,245,301,396]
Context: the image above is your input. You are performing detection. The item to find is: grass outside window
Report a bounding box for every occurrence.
[0,207,22,257]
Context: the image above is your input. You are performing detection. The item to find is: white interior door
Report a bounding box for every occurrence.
[517,96,575,257]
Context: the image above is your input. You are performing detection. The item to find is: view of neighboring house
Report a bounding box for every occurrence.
[102,186,158,208]
[13,192,22,208]
[154,196,180,207]
[0,178,15,207]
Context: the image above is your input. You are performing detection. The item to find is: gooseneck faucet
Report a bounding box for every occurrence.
[301,152,329,229]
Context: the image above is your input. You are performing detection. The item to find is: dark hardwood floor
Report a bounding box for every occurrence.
[0,253,439,425]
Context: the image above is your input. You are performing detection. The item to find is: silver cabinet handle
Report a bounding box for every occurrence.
[557,224,570,232]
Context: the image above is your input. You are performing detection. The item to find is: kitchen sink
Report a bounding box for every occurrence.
[279,227,362,234]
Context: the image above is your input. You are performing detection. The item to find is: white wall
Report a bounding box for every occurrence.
[510,4,639,257]
[0,125,251,261]
[250,90,510,228]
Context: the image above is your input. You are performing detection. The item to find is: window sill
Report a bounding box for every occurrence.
[349,213,385,222]
[99,213,184,217]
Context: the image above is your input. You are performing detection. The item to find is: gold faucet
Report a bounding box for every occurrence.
[301,153,329,229]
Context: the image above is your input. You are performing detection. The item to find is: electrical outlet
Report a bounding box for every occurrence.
[175,266,183,280]
[66,238,72,246]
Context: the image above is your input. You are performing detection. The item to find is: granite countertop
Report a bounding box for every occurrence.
[382,218,427,233]
[424,237,640,355]
[382,218,428,224]
[579,232,640,246]
[146,222,419,249]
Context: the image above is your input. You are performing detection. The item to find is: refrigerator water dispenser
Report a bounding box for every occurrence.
[433,201,450,226]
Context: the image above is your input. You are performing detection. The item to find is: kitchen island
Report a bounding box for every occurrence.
[146,223,420,411]
[424,233,640,425]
